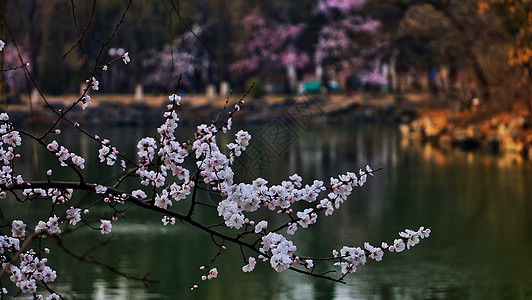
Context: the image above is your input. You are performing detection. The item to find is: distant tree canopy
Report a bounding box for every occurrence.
[0,0,529,103]
[480,0,532,80]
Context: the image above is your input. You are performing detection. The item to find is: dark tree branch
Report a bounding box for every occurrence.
[69,0,79,28]
[63,0,96,59]
[53,235,157,284]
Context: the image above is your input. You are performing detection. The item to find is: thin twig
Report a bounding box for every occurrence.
[53,236,157,284]
[63,0,96,59]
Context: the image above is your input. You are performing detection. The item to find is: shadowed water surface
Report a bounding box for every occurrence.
[4,124,532,299]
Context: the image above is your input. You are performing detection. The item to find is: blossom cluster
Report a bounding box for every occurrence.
[34,216,62,236]
[333,226,431,275]
[242,257,256,272]
[5,251,57,294]
[47,140,86,169]
[86,77,99,91]
[98,139,120,166]
[0,221,59,299]
[22,188,73,204]
[0,185,106,298]
[0,113,24,190]
[260,232,297,272]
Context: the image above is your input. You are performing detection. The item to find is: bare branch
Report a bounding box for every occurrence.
[53,235,157,284]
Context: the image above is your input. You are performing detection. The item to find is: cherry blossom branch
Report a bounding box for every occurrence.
[0,3,432,293]
[91,0,133,71]
[16,128,86,185]
[37,0,134,151]
[1,176,423,286]
[0,230,42,279]
[0,62,29,72]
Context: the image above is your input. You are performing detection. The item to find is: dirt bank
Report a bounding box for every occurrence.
[401,106,532,158]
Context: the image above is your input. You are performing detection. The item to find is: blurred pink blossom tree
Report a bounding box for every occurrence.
[230,8,309,77]
[314,0,385,74]
[3,45,32,97]
[143,25,210,91]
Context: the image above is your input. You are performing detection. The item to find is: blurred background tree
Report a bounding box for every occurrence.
[0,0,528,111]
[479,0,532,109]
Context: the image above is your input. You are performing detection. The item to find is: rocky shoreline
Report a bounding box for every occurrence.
[400,109,532,158]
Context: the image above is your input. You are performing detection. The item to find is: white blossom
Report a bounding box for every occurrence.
[66,207,81,225]
[254,220,268,233]
[95,185,107,194]
[132,189,147,199]
[242,257,256,272]
[82,95,91,110]
[162,216,176,225]
[100,219,112,234]
[392,239,405,252]
[86,77,99,91]
[286,223,297,235]
[122,52,130,64]
[11,220,26,238]
[169,94,181,104]
[47,140,58,151]
[207,268,218,280]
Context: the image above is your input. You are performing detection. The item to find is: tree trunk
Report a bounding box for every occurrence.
[427,0,491,101]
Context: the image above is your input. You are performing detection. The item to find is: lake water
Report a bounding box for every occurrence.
[4,123,532,299]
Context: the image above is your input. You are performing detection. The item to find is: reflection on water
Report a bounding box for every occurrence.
[4,124,532,299]
[90,278,162,300]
